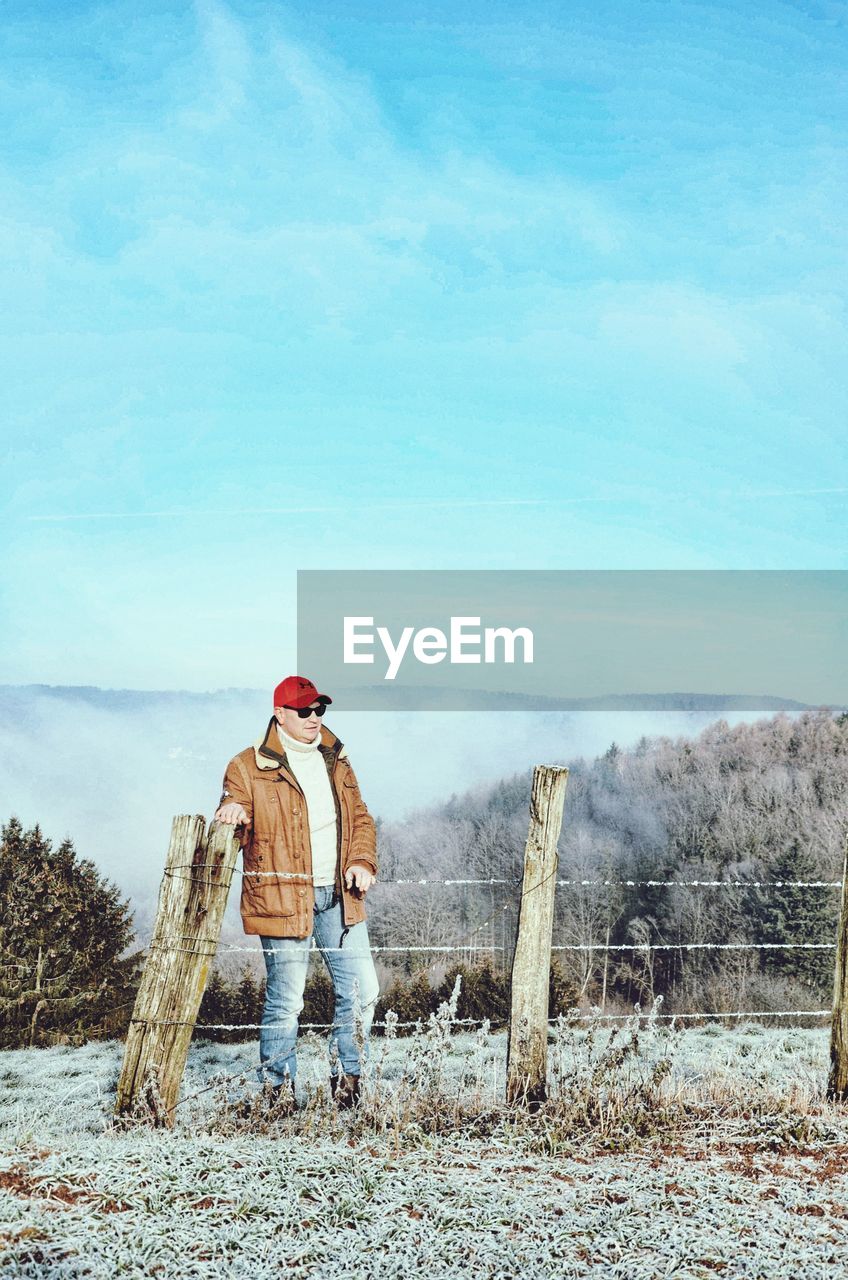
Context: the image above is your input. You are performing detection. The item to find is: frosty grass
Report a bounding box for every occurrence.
[2,1015,848,1278]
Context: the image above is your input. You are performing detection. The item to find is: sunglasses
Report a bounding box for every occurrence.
[285,703,327,719]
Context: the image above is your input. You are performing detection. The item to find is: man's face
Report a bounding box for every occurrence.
[275,702,323,743]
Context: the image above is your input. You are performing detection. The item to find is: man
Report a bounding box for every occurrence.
[213,675,380,1112]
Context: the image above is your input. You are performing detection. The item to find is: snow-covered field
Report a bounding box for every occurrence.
[2,1010,848,1278]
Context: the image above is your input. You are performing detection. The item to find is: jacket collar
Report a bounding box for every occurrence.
[254,716,345,771]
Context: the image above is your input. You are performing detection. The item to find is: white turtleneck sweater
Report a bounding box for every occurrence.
[276,724,338,887]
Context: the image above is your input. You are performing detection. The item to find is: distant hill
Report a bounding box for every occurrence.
[341,685,826,712]
[0,684,832,714]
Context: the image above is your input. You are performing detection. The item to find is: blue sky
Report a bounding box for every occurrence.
[2,0,846,689]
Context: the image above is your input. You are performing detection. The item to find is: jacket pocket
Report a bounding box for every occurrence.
[242,841,298,918]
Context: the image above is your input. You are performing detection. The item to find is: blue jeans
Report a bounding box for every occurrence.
[257,885,380,1086]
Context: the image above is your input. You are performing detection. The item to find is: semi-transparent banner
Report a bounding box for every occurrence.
[296,570,847,712]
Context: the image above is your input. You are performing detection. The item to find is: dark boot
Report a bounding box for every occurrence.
[329,1072,361,1109]
[234,1077,296,1121]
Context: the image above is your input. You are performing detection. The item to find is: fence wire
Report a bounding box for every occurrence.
[130,1007,831,1034]
[94,835,845,1122]
[162,864,841,889]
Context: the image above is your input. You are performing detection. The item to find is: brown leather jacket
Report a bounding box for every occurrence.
[218,717,378,938]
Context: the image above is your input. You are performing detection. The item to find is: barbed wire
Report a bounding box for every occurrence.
[111,993,835,1122]
[146,942,504,961]
[135,1015,493,1031]
[161,864,841,889]
[159,892,513,1115]
[154,882,516,1113]
[551,941,834,952]
[621,1009,830,1021]
[98,835,846,1118]
[131,1006,832,1034]
[145,938,833,962]
[557,878,841,889]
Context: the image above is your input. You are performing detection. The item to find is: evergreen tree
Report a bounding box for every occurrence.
[0,817,142,1047]
[235,967,264,1036]
[303,966,334,1028]
[198,969,239,1043]
[374,971,434,1032]
[753,837,836,995]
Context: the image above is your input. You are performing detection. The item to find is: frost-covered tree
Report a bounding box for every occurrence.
[751,837,835,996]
[0,817,142,1047]
[372,708,846,1010]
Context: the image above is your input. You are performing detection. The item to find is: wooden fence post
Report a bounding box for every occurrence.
[827,833,848,1101]
[115,815,240,1125]
[506,764,569,1109]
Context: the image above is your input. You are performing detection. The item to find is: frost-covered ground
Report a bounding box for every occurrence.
[2,1018,848,1278]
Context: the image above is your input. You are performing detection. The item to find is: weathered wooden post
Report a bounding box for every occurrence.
[827,832,848,1101]
[115,815,240,1125]
[506,764,569,1109]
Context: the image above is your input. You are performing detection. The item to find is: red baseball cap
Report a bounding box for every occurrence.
[273,675,333,710]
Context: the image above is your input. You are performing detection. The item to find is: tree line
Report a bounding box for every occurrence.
[372,708,846,1014]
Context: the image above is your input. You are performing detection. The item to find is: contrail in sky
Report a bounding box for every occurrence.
[24,488,848,521]
[731,487,848,497]
[25,498,603,521]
